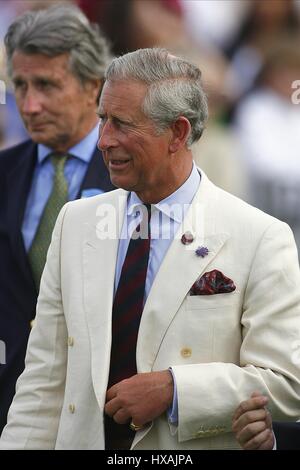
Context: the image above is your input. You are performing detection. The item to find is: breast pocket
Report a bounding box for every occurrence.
[185,291,240,310]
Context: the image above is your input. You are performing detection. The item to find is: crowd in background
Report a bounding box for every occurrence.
[1,0,300,251]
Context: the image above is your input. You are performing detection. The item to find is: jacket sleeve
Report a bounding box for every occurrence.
[0,204,69,449]
[172,221,300,443]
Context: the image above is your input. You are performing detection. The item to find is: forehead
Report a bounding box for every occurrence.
[99,79,148,117]
[11,51,72,79]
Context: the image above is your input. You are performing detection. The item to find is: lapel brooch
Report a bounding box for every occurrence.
[181,231,194,245]
[195,246,209,258]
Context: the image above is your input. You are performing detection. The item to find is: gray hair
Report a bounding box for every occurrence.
[105,48,208,146]
[5,3,110,84]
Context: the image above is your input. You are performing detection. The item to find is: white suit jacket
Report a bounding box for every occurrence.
[1,171,300,450]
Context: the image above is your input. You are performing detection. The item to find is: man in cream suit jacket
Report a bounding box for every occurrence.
[1,48,300,450]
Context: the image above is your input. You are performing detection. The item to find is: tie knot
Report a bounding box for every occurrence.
[50,154,68,172]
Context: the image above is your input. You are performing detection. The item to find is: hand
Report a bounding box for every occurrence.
[105,370,173,428]
[232,391,274,450]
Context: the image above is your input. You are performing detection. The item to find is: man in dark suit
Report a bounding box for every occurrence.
[0,4,114,433]
[232,392,300,449]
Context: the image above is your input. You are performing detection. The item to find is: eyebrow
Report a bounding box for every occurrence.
[12,75,57,84]
[97,111,134,126]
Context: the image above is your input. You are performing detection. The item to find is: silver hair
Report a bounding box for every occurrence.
[105,48,208,146]
[5,3,111,84]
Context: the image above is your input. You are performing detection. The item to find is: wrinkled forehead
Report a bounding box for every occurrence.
[11,50,72,78]
[98,79,148,114]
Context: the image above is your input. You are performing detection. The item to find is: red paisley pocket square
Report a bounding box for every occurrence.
[190,269,236,295]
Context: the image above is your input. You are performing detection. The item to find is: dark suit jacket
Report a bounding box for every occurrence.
[0,139,114,432]
[273,422,300,450]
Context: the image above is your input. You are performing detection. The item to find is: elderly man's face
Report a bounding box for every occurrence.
[11,52,98,152]
[98,79,174,203]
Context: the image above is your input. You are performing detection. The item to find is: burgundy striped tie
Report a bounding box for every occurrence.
[108,203,151,387]
[105,204,151,450]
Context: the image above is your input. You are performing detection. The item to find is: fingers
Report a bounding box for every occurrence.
[232,394,268,423]
[111,407,131,425]
[105,377,143,425]
[105,393,132,424]
[233,407,268,433]
[106,382,119,401]
[234,409,269,442]
[251,390,264,399]
[257,429,275,451]
[105,371,174,428]
[232,394,274,450]
[236,419,267,448]
[104,396,119,418]
[242,427,274,450]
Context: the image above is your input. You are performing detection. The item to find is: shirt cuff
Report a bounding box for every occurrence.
[167,367,178,425]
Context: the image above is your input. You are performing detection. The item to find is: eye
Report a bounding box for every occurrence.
[112,117,129,129]
[13,79,27,92]
[98,115,107,128]
[36,79,53,90]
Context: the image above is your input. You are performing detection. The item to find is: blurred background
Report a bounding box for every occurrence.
[1,0,300,251]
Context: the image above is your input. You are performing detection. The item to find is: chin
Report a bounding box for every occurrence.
[29,131,50,144]
[110,175,134,191]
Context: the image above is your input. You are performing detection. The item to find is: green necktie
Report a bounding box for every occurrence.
[28,154,68,289]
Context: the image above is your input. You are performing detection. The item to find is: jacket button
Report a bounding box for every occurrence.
[30,319,35,328]
[69,404,75,413]
[181,347,192,358]
[68,337,74,347]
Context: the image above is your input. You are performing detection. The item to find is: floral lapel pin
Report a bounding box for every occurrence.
[195,246,209,258]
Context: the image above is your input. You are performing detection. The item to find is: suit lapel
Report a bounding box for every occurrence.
[137,173,230,371]
[82,190,127,403]
[5,141,37,288]
[78,147,115,197]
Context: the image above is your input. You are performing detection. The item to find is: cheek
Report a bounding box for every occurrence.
[54,88,82,110]
[15,95,26,113]
[56,104,81,125]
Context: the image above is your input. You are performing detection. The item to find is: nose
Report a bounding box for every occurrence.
[21,87,42,114]
[97,120,118,151]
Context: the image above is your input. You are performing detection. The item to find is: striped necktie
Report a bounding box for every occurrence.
[105,203,151,450]
[28,154,68,289]
[109,203,151,386]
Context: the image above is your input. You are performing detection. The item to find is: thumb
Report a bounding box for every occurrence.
[251,390,269,408]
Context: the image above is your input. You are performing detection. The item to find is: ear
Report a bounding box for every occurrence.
[169,116,191,153]
[84,79,103,105]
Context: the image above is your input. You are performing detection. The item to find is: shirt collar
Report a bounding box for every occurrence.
[128,163,200,223]
[37,124,99,164]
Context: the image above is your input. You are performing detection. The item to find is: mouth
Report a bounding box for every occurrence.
[27,122,49,131]
[108,158,131,170]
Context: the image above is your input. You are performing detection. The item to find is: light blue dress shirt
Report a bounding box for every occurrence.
[115,163,200,296]
[115,163,201,425]
[22,125,100,251]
